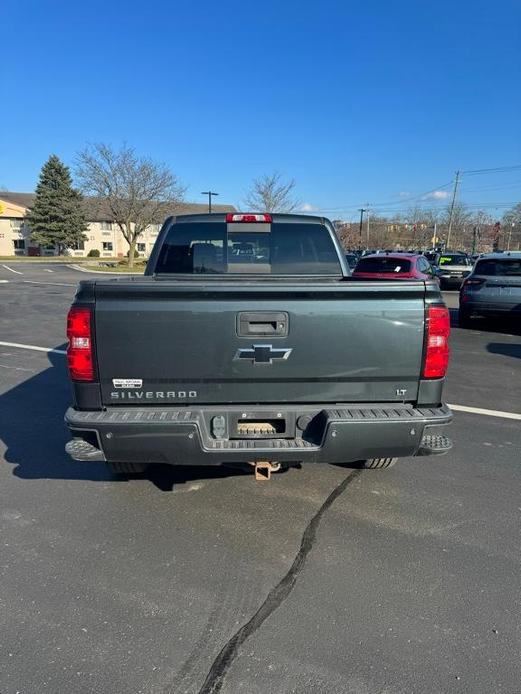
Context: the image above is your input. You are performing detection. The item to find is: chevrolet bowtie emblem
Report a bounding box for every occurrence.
[234,344,293,365]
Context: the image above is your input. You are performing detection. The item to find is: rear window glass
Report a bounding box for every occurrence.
[355,257,411,273]
[438,255,471,266]
[154,222,342,275]
[475,259,521,276]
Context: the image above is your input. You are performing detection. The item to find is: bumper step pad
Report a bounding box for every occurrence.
[417,433,453,456]
[65,438,105,462]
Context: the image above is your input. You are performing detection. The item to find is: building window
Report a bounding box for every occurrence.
[13,239,26,250]
[137,243,146,252]
[10,218,23,229]
[71,241,85,251]
[102,242,113,251]
[100,221,113,231]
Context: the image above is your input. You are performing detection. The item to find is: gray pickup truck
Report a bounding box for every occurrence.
[64,213,452,476]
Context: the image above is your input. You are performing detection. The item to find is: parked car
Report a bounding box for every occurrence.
[64,212,452,476]
[459,252,521,326]
[352,253,438,281]
[423,251,438,265]
[345,253,358,270]
[433,253,473,289]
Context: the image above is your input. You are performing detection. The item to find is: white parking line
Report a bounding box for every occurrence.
[22,280,76,287]
[44,269,54,273]
[0,341,67,355]
[449,404,521,421]
[1,264,23,275]
[2,338,521,422]
[0,279,9,283]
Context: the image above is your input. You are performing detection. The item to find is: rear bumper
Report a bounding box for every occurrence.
[65,403,453,466]
[463,301,521,316]
[439,276,467,287]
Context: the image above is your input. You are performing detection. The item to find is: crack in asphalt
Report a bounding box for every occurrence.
[195,469,362,694]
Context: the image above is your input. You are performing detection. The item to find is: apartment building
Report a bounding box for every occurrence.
[0,192,235,258]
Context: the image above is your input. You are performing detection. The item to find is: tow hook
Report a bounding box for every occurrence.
[250,461,281,481]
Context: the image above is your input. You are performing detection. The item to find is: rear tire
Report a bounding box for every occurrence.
[107,462,148,475]
[364,457,398,469]
[458,307,472,328]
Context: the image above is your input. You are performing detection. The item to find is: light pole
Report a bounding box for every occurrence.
[358,208,366,250]
[201,191,219,214]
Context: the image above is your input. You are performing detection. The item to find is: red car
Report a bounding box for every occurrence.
[352,253,438,281]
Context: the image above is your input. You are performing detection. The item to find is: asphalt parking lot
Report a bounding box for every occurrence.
[1,262,520,694]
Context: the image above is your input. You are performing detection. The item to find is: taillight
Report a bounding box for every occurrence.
[460,277,484,302]
[66,307,94,381]
[422,305,450,379]
[226,213,272,223]
[461,278,484,289]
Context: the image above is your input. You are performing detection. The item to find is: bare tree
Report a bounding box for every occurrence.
[502,202,521,250]
[244,172,300,212]
[75,143,186,267]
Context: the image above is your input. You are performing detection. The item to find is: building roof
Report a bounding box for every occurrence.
[0,191,236,221]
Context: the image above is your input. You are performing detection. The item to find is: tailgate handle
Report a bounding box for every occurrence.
[237,312,288,337]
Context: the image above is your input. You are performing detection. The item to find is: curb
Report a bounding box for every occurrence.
[67,264,144,275]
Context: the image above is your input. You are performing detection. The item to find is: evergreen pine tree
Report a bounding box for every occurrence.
[26,155,88,254]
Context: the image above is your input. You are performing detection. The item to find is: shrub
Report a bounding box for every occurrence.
[87,249,100,257]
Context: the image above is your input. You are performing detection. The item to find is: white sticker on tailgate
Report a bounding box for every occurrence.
[112,378,143,389]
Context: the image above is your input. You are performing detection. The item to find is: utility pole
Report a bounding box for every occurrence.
[358,208,366,250]
[366,204,370,248]
[201,190,219,214]
[446,170,460,250]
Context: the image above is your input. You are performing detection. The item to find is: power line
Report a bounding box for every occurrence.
[308,164,521,216]
[308,181,455,213]
[461,164,521,176]
[459,181,521,193]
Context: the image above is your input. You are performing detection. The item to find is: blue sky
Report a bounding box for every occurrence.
[2,0,520,219]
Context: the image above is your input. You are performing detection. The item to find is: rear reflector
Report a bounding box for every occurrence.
[66,307,94,381]
[226,213,272,223]
[422,305,450,379]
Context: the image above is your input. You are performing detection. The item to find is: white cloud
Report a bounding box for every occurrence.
[423,190,450,200]
[398,191,411,198]
[300,202,319,212]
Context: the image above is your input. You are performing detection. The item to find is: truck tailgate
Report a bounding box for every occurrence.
[94,280,427,406]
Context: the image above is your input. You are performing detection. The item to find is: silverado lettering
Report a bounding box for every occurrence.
[110,391,198,400]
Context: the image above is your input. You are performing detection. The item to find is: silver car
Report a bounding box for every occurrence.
[459,252,521,326]
[434,252,473,289]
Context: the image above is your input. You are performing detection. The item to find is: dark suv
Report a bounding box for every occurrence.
[459,252,521,326]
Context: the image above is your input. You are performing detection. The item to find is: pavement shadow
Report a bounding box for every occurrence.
[0,346,253,491]
[487,342,521,359]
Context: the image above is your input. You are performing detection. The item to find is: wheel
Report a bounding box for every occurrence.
[107,462,148,475]
[458,307,472,328]
[364,457,398,469]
